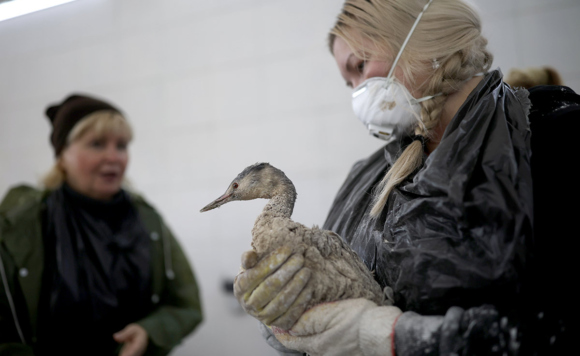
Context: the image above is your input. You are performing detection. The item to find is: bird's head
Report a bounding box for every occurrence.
[200,162,288,212]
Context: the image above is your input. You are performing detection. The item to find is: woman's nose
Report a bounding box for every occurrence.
[352,78,363,89]
[104,145,123,161]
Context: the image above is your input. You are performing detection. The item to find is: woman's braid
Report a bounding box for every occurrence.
[419,36,493,139]
[370,36,492,218]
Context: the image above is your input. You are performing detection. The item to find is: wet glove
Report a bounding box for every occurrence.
[233,246,314,329]
[273,298,402,356]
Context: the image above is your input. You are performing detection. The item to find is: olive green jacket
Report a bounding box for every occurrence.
[0,185,203,355]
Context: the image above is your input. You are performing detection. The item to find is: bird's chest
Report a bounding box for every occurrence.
[251,217,304,257]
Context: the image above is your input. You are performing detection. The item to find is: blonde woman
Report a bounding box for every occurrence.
[233,0,577,355]
[0,94,202,356]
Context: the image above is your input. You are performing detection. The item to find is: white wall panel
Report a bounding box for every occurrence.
[516,3,580,90]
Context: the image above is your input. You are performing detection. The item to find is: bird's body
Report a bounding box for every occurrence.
[201,163,385,321]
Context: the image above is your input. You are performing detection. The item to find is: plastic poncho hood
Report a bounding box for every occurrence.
[324,70,533,315]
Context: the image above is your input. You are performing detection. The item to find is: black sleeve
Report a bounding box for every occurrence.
[395,306,520,356]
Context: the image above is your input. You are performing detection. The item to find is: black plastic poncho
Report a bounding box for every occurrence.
[324,70,533,316]
[324,70,580,355]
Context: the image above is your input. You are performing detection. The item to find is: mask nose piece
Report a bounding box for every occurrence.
[353,85,368,99]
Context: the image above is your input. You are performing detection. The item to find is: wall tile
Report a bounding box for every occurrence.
[481,17,522,73]
[255,0,343,57]
[515,0,578,13]
[158,0,264,26]
[160,73,216,128]
[159,20,215,74]
[0,0,114,59]
[0,105,51,149]
[516,5,580,75]
[263,48,348,116]
[204,8,261,66]
[561,71,580,92]
[212,65,266,125]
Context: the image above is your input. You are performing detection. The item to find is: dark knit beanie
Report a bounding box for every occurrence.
[46,94,122,156]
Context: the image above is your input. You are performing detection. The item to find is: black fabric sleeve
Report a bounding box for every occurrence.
[394,306,520,356]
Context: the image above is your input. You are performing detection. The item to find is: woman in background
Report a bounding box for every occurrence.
[0,94,202,356]
[233,0,577,355]
[504,66,564,88]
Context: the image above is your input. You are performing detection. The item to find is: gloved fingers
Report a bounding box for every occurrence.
[291,298,379,336]
[245,254,305,312]
[266,270,313,329]
[256,267,311,325]
[241,250,259,270]
[273,329,321,356]
[259,323,303,355]
[285,301,341,336]
[235,250,258,283]
[272,299,369,355]
[273,299,399,356]
[234,246,293,300]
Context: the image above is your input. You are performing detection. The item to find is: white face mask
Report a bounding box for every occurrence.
[352,76,437,142]
[351,0,436,143]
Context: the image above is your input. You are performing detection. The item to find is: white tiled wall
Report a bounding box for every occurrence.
[1,0,578,355]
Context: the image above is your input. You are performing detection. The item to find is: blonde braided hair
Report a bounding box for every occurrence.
[329,0,493,217]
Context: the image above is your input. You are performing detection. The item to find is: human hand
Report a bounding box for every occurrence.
[113,323,149,356]
[234,246,313,329]
[273,298,402,356]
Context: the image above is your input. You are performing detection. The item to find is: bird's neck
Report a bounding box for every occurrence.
[259,181,297,219]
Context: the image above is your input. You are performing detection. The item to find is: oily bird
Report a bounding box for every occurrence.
[200,163,385,328]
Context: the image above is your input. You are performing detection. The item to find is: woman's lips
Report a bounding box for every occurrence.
[100,172,120,181]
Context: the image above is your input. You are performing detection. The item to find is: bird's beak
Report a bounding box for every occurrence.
[200,192,234,212]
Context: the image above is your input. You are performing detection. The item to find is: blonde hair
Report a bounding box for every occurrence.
[505,66,563,89]
[329,0,493,217]
[42,110,133,189]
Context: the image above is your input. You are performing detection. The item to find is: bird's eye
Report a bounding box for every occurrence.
[233,183,238,189]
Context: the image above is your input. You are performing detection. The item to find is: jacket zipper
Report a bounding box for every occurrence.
[0,251,26,344]
[161,222,175,280]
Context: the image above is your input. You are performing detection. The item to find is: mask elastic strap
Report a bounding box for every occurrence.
[386,0,435,80]
[412,72,486,104]
[413,92,442,104]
